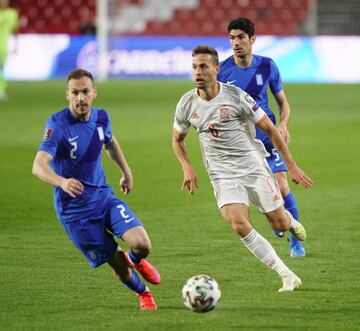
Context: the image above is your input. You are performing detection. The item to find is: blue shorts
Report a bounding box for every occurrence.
[256,117,287,173]
[264,143,288,174]
[61,195,143,268]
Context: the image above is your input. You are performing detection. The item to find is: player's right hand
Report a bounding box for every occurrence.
[60,178,84,198]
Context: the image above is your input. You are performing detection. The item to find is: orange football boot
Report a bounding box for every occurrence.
[125,252,161,285]
[138,291,157,310]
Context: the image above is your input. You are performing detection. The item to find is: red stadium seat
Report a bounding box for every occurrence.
[14,0,308,35]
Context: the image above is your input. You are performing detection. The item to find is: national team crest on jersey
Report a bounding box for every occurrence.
[43,128,53,141]
[97,126,105,142]
[256,74,263,86]
[219,107,230,121]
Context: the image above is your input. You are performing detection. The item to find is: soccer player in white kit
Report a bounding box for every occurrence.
[172,46,314,292]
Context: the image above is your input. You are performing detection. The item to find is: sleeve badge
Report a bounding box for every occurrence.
[43,128,53,141]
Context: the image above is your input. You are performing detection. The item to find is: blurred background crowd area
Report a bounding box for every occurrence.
[11,0,360,36]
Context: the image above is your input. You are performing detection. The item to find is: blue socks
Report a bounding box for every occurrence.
[283,191,299,220]
[128,249,142,264]
[123,269,146,294]
[284,192,300,246]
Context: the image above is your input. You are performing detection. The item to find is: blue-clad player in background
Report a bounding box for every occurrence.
[218,17,305,257]
[32,69,160,310]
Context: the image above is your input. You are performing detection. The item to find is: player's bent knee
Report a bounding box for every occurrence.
[131,237,152,257]
[123,226,152,254]
[230,219,252,237]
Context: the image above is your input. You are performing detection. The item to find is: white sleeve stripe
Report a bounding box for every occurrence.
[173,122,188,133]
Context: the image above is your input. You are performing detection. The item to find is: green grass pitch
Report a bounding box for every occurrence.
[0,81,359,330]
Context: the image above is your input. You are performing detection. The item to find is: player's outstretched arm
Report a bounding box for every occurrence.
[172,129,199,195]
[105,136,133,195]
[256,117,314,188]
[32,151,84,197]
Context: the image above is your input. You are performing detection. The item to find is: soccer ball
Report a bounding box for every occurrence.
[182,275,221,313]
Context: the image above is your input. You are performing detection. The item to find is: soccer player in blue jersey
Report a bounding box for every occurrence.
[217,17,306,257]
[32,69,160,310]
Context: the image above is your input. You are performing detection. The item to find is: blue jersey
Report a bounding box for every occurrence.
[38,108,113,223]
[218,54,283,147]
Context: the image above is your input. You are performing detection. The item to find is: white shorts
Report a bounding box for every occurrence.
[212,171,283,213]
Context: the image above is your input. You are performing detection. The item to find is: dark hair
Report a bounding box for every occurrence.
[228,17,255,37]
[192,45,219,65]
[67,69,94,83]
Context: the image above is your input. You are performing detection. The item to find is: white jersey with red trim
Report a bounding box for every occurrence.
[174,82,270,181]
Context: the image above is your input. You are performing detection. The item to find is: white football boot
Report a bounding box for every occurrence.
[289,219,307,241]
[279,273,302,292]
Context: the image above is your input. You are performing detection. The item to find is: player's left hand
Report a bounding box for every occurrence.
[120,175,133,195]
[288,164,314,188]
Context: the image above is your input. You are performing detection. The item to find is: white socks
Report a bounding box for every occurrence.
[241,229,292,278]
[285,209,296,227]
